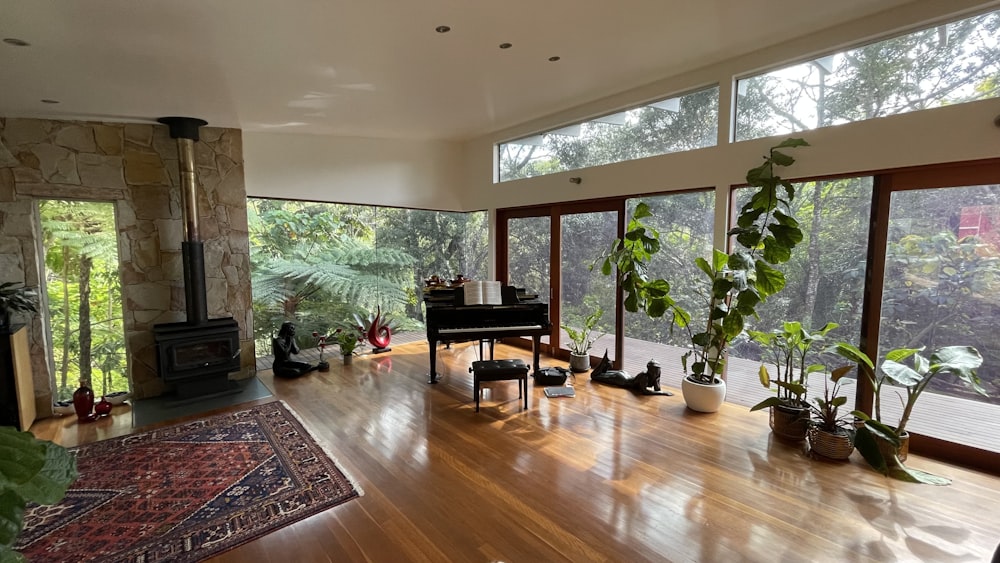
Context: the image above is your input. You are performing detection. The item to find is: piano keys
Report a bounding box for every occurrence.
[423,285,550,383]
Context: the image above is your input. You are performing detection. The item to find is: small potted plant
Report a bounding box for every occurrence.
[806,360,856,460]
[312,331,331,372]
[333,324,365,365]
[834,343,985,484]
[561,306,603,372]
[748,321,839,442]
[0,282,38,330]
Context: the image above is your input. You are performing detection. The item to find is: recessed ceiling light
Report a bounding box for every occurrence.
[499,43,512,49]
[3,38,30,47]
[41,99,60,104]
[435,25,451,33]
[548,56,561,62]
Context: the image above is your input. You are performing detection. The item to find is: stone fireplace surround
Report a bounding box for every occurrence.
[0,117,255,417]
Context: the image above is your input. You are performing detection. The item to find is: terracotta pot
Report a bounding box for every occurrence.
[875,430,910,462]
[770,404,810,442]
[681,376,726,413]
[808,426,854,460]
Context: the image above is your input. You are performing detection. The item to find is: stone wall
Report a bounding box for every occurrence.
[0,118,255,413]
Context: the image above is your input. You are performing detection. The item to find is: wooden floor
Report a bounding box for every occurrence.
[31,340,1000,562]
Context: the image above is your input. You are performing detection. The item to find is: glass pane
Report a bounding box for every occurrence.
[560,211,618,362]
[879,185,1000,453]
[499,86,719,182]
[727,178,873,410]
[735,9,1000,141]
[622,191,715,383]
[507,216,552,344]
[39,200,127,401]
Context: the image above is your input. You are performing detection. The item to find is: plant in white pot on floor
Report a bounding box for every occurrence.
[562,306,603,372]
[600,138,809,412]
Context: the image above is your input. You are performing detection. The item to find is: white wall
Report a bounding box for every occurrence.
[243,132,467,210]
[461,0,1000,212]
[243,0,1000,214]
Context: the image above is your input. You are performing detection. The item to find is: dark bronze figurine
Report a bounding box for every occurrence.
[590,350,672,396]
[272,321,319,378]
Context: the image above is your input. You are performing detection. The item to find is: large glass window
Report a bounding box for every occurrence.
[506,215,552,345]
[735,9,1000,141]
[621,192,715,377]
[498,87,719,182]
[247,198,487,353]
[726,178,873,409]
[560,211,618,361]
[877,184,1000,453]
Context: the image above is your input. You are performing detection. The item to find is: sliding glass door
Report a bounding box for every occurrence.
[876,181,1000,454]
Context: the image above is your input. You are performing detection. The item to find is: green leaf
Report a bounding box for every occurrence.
[722,309,744,338]
[758,365,771,387]
[712,249,729,273]
[694,257,713,279]
[632,202,652,220]
[887,464,952,486]
[753,260,785,297]
[750,397,784,411]
[880,360,923,387]
[853,427,888,474]
[774,137,809,149]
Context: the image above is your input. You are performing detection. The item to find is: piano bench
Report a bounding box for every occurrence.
[469,359,529,412]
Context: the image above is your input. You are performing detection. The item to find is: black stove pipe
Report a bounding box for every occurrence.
[158,116,209,325]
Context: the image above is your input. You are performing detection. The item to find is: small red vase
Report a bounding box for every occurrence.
[73,383,95,422]
[95,396,113,416]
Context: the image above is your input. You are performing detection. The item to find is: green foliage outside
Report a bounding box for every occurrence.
[40,201,127,401]
[247,199,487,354]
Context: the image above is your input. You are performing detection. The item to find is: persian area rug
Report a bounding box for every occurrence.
[17,401,362,563]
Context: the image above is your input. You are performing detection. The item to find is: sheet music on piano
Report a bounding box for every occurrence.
[463,280,502,305]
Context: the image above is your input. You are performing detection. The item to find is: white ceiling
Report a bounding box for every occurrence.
[1,0,924,141]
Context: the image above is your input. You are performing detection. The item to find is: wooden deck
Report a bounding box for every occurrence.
[260,331,1000,453]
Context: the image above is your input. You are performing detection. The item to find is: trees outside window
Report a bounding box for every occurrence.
[39,200,126,400]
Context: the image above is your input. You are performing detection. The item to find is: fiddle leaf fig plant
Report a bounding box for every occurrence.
[0,426,78,562]
[600,138,809,386]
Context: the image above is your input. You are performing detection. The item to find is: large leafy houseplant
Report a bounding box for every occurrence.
[0,427,78,562]
[600,138,808,410]
[834,343,985,484]
[0,283,38,330]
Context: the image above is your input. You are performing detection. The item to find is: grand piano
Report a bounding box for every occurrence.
[423,285,550,383]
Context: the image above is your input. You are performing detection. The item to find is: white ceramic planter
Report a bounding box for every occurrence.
[569,353,591,373]
[681,376,727,413]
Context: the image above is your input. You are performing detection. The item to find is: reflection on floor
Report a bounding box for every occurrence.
[131,376,273,429]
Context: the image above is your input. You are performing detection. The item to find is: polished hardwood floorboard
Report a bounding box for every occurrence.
[30,341,1000,562]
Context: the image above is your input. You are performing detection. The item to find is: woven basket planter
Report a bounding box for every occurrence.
[808,427,854,460]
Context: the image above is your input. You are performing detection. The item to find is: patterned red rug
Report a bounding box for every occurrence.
[16,401,362,562]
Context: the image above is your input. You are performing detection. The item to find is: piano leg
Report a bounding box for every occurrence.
[531,335,542,376]
[428,338,440,384]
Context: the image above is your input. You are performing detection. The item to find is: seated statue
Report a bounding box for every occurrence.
[590,350,672,396]
[272,321,319,378]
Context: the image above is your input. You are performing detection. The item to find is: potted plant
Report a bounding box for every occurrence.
[1,426,78,561]
[311,331,331,372]
[835,343,985,484]
[806,360,856,460]
[333,324,365,365]
[0,282,38,330]
[561,306,603,372]
[600,138,808,412]
[748,321,839,441]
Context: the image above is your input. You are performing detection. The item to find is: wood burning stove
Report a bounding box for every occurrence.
[152,117,242,399]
